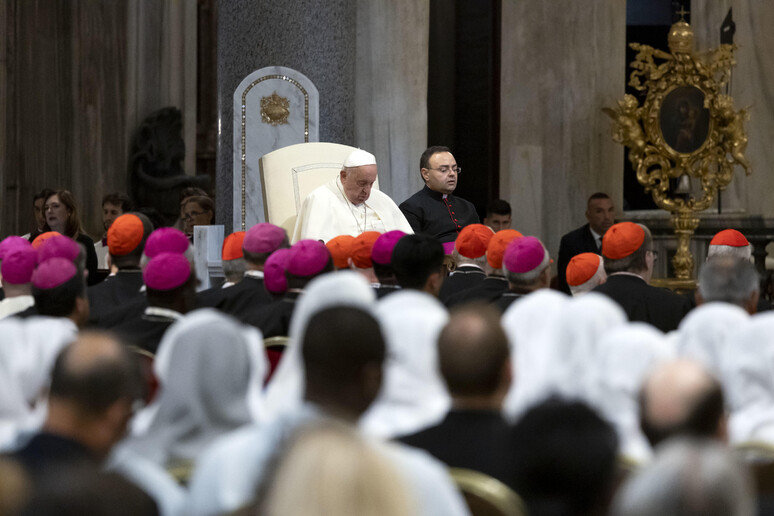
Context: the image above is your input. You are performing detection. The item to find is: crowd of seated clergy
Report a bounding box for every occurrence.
[0,146,773,516]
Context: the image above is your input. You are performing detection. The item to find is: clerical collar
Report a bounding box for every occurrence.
[609,271,647,282]
[144,306,184,320]
[245,270,264,279]
[422,184,450,200]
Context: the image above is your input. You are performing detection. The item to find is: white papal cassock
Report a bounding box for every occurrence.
[291,176,413,243]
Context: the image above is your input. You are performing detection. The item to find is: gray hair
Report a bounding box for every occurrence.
[611,438,754,516]
[451,249,488,269]
[221,257,247,284]
[698,256,759,306]
[604,224,652,274]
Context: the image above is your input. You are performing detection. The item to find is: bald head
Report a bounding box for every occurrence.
[640,360,725,447]
[439,304,511,403]
[49,331,141,416]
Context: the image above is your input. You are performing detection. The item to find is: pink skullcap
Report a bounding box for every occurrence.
[264,248,292,295]
[37,234,80,263]
[144,227,190,258]
[286,240,331,277]
[371,230,406,265]
[710,229,749,247]
[32,258,77,289]
[0,236,31,260]
[442,242,456,255]
[503,236,549,274]
[143,252,192,291]
[350,232,381,269]
[243,223,286,254]
[30,232,60,250]
[1,246,38,284]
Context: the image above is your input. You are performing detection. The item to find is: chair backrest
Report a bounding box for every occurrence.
[258,142,380,235]
[128,346,158,405]
[735,441,774,495]
[449,468,526,516]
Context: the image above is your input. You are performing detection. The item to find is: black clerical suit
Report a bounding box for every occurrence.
[398,409,515,489]
[557,223,599,294]
[216,274,273,320]
[399,185,479,243]
[444,276,509,308]
[87,270,145,326]
[9,432,98,481]
[592,273,692,332]
[439,265,487,304]
[112,308,181,354]
[241,291,300,338]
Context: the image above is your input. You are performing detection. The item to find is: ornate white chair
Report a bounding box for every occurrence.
[258,142,380,236]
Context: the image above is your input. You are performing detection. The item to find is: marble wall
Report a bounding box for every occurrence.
[500,1,626,270]
[216,0,356,232]
[354,0,429,204]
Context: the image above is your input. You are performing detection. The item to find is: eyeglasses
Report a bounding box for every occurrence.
[183,210,207,220]
[648,249,659,261]
[427,165,461,175]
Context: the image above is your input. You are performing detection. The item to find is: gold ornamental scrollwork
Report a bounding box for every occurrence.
[604,16,751,281]
[260,92,291,126]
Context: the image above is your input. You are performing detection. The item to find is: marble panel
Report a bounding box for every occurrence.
[216,0,356,233]
[500,1,626,273]
[193,225,225,291]
[232,66,319,231]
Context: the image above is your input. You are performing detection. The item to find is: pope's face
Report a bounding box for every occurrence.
[422,152,458,194]
[340,165,377,205]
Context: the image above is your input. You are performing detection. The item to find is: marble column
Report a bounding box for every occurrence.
[500,1,626,270]
[726,1,774,218]
[217,0,356,232]
[354,0,429,203]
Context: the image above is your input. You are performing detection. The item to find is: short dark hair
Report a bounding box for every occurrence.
[110,213,153,269]
[439,304,509,397]
[285,258,335,290]
[146,272,197,312]
[640,377,725,447]
[33,188,56,204]
[511,398,619,516]
[49,333,143,416]
[588,192,611,204]
[486,199,511,218]
[391,234,445,290]
[604,224,652,274]
[372,261,397,285]
[420,146,452,171]
[101,192,134,213]
[302,306,386,393]
[32,268,86,317]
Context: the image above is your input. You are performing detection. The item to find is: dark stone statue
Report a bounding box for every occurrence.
[128,107,210,226]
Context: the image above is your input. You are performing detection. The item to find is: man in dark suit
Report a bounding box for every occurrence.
[438,224,493,303]
[87,213,152,326]
[398,303,515,487]
[557,192,616,294]
[593,222,691,332]
[399,146,479,243]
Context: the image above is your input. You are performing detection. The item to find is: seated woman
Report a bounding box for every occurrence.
[42,189,99,285]
[181,195,215,242]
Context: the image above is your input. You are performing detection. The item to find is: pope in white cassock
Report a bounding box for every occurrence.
[291,149,414,243]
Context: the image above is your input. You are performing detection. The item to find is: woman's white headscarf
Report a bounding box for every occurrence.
[591,322,675,463]
[502,291,627,420]
[721,312,774,444]
[262,271,376,422]
[675,302,750,377]
[360,290,451,439]
[125,308,266,466]
[0,316,77,449]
